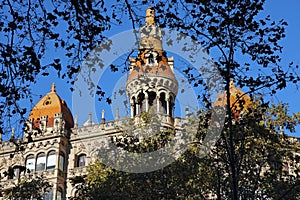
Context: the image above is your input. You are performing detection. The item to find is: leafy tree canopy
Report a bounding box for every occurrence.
[71,101,300,199]
[0,175,52,200]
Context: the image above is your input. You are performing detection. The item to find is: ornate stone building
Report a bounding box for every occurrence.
[0,7,299,200]
[0,7,184,199]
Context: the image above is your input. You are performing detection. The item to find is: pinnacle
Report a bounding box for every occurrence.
[51,83,56,93]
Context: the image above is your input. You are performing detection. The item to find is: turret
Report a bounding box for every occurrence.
[126,8,178,118]
[26,83,74,137]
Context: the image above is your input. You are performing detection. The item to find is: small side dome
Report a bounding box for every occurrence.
[29,83,74,129]
[214,80,251,113]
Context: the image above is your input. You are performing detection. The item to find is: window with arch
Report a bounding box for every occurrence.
[13,167,20,179]
[148,54,155,64]
[46,150,56,170]
[44,189,53,200]
[57,187,63,200]
[55,119,59,126]
[148,92,156,106]
[145,51,158,66]
[25,154,35,172]
[76,154,87,167]
[138,92,146,113]
[36,153,46,171]
[132,96,137,116]
[169,96,174,117]
[159,92,167,114]
[12,165,26,179]
[59,152,65,171]
[7,166,24,179]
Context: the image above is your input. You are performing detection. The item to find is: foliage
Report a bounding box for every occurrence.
[140,111,151,124]
[1,0,300,199]
[112,129,176,153]
[0,175,52,200]
[71,101,300,199]
[110,111,176,153]
[192,101,300,199]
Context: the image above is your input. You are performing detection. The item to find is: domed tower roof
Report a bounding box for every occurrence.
[127,7,177,86]
[29,83,74,129]
[214,80,251,113]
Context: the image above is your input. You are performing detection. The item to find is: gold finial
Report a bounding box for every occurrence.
[51,83,56,93]
[230,79,234,88]
[146,7,155,25]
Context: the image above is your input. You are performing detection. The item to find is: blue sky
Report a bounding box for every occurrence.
[15,0,300,138]
[262,0,300,136]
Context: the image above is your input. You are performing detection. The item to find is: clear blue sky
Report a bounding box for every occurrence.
[20,1,300,138]
[262,0,300,136]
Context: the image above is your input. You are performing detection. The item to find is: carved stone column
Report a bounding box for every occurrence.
[166,96,170,116]
[156,95,160,113]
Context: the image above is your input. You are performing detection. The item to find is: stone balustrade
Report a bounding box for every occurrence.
[74,115,186,136]
[68,166,88,177]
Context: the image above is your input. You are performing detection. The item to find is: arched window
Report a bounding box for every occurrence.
[7,166,18,179]
[36,153,46,171]
[148,53,154,64]
[13,168,19,179]
[145,51,158,66]
[26,154,35,172]
[169,96,174,117]
[44,189,53,200]
[6,167,14,180]
[46,150,56,170]
[76,154,87,167]
[159,93,167,114]
[12,165,26,179]
[57,187,63,200]
[132,97,137,116]
[138,92,145,113]
[59,152,65,171]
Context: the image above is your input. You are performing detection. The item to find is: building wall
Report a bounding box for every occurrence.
[0,114,187,199]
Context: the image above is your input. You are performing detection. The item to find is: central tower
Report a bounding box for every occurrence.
[126,7,178,119]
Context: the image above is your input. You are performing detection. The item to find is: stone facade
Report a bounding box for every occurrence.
[0,7,299,200]
[0,7,184,199]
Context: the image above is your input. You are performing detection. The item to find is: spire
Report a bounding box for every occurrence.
[126,8,178,119]
[145,7,155,25]
[139,7,162,50]
[11,128,15,138]
[51,83,56,93]
[101,110,105,123]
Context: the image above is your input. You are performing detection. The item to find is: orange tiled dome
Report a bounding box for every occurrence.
[214,80,251,113]
[29,84,74,129]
